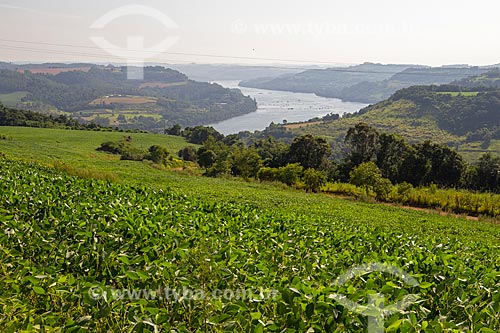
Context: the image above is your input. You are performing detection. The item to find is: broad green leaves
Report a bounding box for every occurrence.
[0,159,499,332]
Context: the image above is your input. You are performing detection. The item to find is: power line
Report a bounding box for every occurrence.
[0,38,496,76]
[0,37,348,66]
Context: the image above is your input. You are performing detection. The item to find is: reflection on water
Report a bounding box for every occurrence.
[209,81,367,135]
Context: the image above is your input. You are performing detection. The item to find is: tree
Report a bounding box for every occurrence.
[376,133,410,183]
[257,167,278,182]
[277,163,303,186]
[165,124,182,136]
[178,146,197,162]
[147,145,169,165]
[197,147,216,170]
[229,147,263,180]
[253,137,289,168]
[345,123,379,166]
[287,134,332,169]
[416,141,465,187]
[474,153,500,192]
[303,169,327,192]
[398,146,431,187]
[185,126,224,144]
[350,161,393,200]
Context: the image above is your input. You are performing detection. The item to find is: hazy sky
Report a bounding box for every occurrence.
[0,0,499,66]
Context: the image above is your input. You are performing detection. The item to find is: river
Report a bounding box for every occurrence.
[208,81,367,135]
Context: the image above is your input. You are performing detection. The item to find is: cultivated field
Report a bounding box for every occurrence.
[89,95,158,106]
[0,126,499,332]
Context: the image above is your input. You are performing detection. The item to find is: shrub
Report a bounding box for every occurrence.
[303,169,327,192]
[257,167,278,182]
[178,146,197,162]
[96,141,125,155]
[147,145,170,165]
[277,163,303,186]
[350,162,393,200]
[197,148,217,170]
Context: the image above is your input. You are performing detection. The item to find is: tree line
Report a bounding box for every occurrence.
[168,123,500,194]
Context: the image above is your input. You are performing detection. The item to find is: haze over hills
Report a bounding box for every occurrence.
[240,62,417,97]
[240,63,498,104]
[165,63,308,82]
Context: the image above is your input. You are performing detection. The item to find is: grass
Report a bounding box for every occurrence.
[0,125,496,223]
[0,91,28,107]
[0,127,192,184]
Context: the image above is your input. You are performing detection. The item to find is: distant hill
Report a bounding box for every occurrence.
[338,67,490,103]
[257,84,500,160]
[240,62,416,97]
[0,64,257,131]
[166,63,306,81]
[452,68,500,89]
[240,63,494,104]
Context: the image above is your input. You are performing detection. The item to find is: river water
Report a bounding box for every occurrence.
[209,80,367,135]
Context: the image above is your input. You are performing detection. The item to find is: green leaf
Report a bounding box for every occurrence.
[33,286,45,295]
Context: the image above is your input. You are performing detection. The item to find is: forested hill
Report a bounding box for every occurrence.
[240,63,494,104]
[0,65,257,130]
[257,84,500,160]
[452,68,500,89]
[239,62,415,96]
[338,66,490,103]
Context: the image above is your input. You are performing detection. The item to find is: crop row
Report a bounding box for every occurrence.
[0,159,499,332]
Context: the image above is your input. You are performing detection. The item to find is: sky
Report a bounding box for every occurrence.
[0,0,499,67]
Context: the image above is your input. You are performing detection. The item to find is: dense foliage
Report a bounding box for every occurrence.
[386,85,500,135]
[0,65,257,129]
[1,158,499,332]
[0,103,89,129]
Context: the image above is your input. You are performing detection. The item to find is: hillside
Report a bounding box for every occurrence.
[167,63,305,81]
[239,62,415,97]
[263,85,500,160]
[0,64,257,130]
[0,126,499,331]
[452,68,500,88]
[338,66,490,103]
[240,63,492,104]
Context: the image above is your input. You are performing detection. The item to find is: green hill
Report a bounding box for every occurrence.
[0,64,257,130]
[273,85,500,160]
